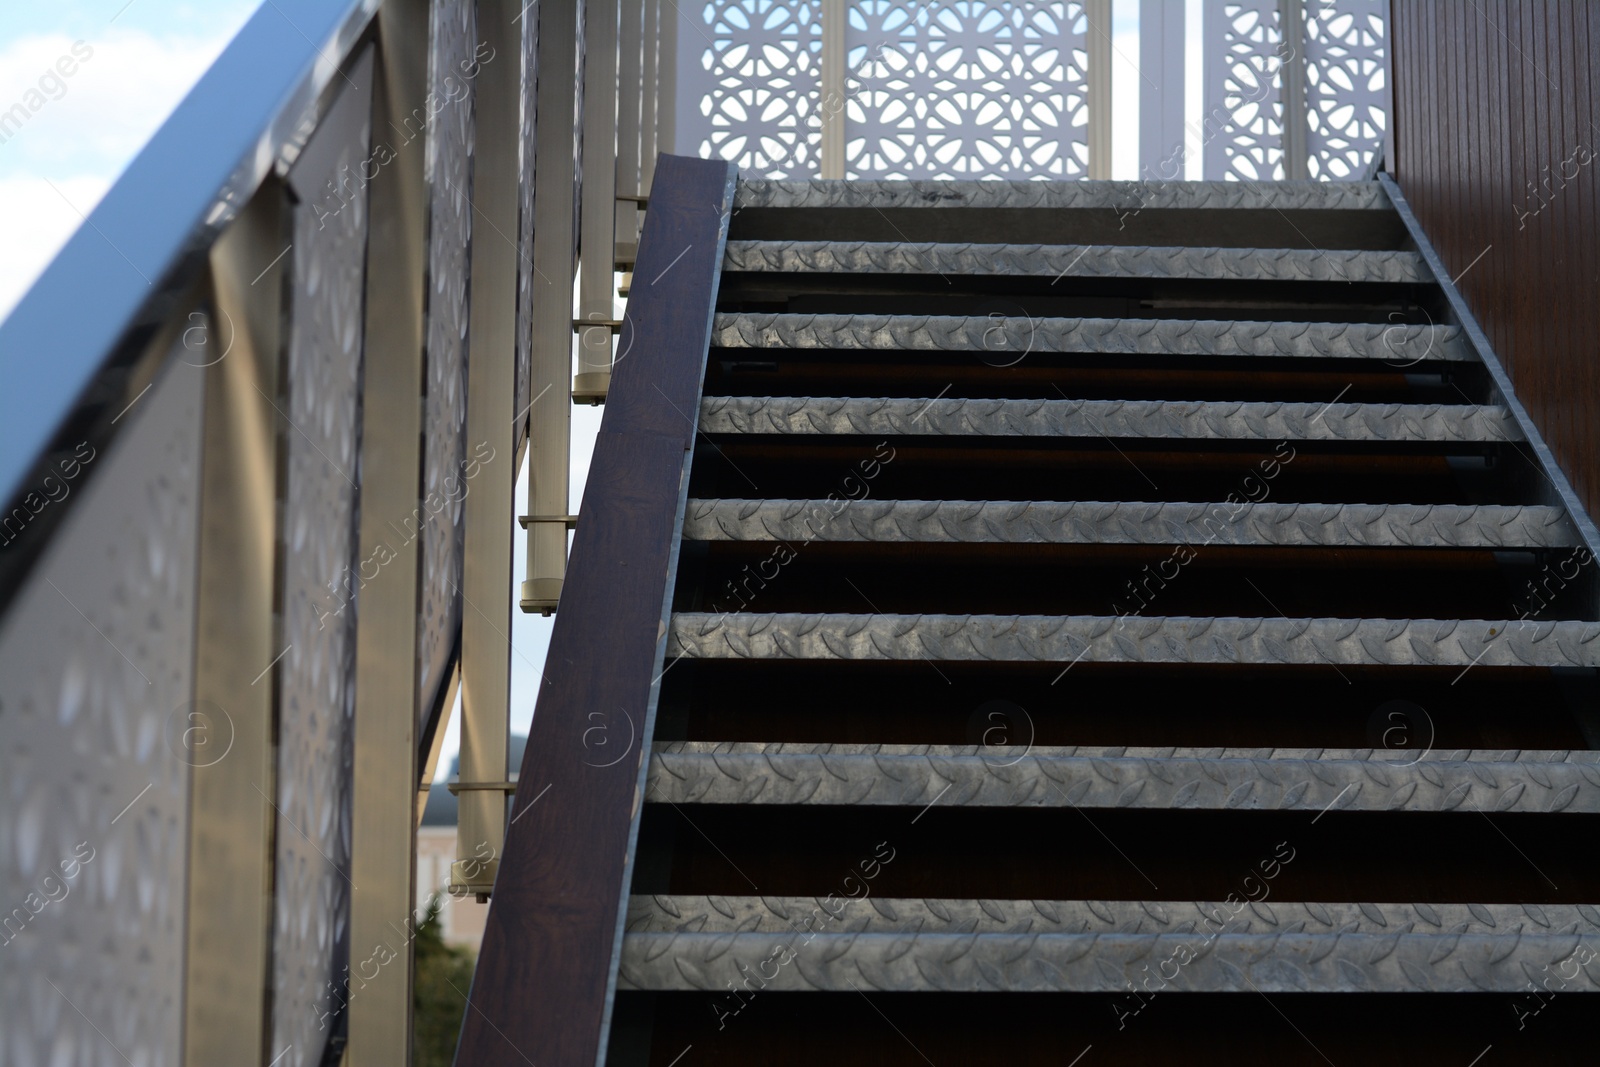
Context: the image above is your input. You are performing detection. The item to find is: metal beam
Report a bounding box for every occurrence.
[454,0,521,900]
[346,0,428,1060]
[183,180,284,1067]
[575,0,621,401]
[522,0,581,613]
[1085,0,1113,179]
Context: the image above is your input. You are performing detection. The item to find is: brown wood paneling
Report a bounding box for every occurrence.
[1395,0,1600,522]
[453,154,737,1067]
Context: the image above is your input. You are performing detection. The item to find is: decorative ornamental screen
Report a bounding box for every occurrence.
[678,0,1386,182]
[1202,0,1385,180]
[677,0,825,179]
[845,0,1089,179]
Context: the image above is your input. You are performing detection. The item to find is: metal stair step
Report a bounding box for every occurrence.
[647,743,1600,814]
[683,499,1577,549]
[723,240,1432,284]
[619,895,1599,995]
[733,178,1395,212]
[712,312,1472,363]
[698,396,1523,443]
[667,613,1600,669]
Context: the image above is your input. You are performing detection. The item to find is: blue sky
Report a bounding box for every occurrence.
[0,1,263,313]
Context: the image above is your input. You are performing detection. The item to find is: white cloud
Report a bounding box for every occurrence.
[0,26,237,317]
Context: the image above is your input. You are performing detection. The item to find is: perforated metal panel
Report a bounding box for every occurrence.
[1202,0,1387,181]
[418,0,476,726]
[1201,0,1286,181]
[677,0,825,178]
[514,2,538,458]
[845,0,1089,179]
[1304,0,1386,179]
[0,349,201,1067]
[270,50,373,1067]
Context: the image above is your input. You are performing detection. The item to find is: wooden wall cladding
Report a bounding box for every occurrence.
[1392,0,1600,520]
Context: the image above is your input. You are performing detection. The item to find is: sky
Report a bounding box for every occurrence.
[0,0,1199,780]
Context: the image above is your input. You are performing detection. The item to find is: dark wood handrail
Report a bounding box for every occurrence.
[453,153,737,1067]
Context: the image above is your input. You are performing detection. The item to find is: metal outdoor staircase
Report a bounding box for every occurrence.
[468,170,1600,1066]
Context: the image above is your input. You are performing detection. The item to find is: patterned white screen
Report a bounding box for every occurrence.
[1201,0,1386,181]
[1201,0,1287,181]
[676,0,825,178]
[845,0,1089,179]
[0,351,202,1067]
[1304,0,1386,179]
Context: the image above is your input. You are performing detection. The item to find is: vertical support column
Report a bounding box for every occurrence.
[617,0,644,261]
[640,0,660,191]
[1279,0,1308,179]
[1086,0,1113,179]
[574,0,620,402]
[454,0,520,899]
[347,0,428,1061]
[658,0,677,156]
[183,179,284,1067]
[819,0,846,178]
[1138,0,1186,179]
[522,0,579,613]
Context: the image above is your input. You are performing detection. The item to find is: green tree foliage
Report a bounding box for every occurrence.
[413,894,477,1066]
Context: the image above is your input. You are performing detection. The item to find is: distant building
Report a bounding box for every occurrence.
[417,735,528,950]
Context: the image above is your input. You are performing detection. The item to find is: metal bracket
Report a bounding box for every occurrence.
[617,193,649,208]
[573,319,624,333]
[446,779,519,795]
[518,514,578,529]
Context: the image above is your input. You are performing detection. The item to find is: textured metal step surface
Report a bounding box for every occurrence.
[699,396,1524,443]
[733,179,1394,213]
[712,312,1473,363]
[668,613,1600,669]
[683,499,1578,550]
[619,895,1600,994]
[723,240,1433,284]
[648,742,1600,814]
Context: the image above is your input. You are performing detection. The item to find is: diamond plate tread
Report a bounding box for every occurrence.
[627,895,1600,940]
[722,240,1432,284]
[732,179,1394,212]
[682,499,1578,550]
[618,895,1600,994]
[646,742,1600,815]
[711,312,1472,363]
[618,902,1600,994]
[698,396,1524,444]
[667,613,1600,669]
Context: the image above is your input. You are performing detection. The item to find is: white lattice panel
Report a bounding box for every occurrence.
[1202,0,1286,181]
[0,352,201,1067]
[676,0,824,178]
[1304,0,1386,179]
[845,0,1089,179]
